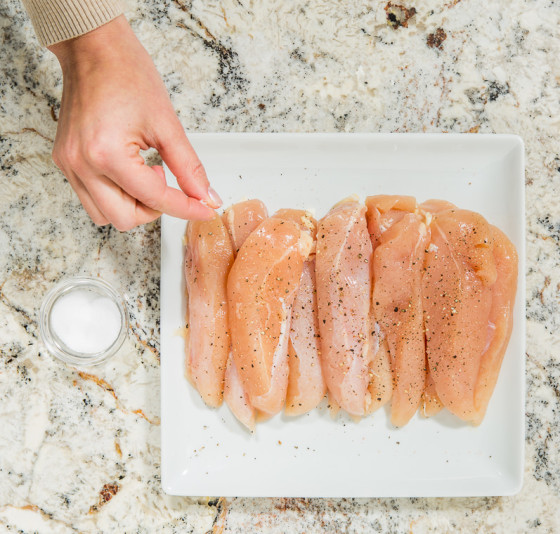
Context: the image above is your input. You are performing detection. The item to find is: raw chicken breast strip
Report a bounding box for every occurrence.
[223,356,255,429]
[274,209,317,242]
[228,217,312,415]
[367,195,417,249]
[470,225,518,424]
[421,371,444,417]
[423,208,497,421]
[419,199,457,215]
[224,199,268,254]
[285,260,326,415]
[222,200,268,430]
[365,320,393,415]
[184,214,234,408]
[273,209,326,416]
[417,199,457,417]
[316,198,374,416]
[366,195,429,426]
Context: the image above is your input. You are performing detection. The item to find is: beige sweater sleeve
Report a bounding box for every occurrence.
[22,0,124,47]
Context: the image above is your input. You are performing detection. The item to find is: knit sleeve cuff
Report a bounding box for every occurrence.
[21,0,124,47]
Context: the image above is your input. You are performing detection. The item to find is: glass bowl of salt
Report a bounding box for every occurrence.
[39,277,128,366]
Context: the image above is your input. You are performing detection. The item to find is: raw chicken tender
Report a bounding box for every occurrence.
[274,209,317,239]
[316,198,375,416]
[273,209,326,415]
[228,217,312,415]
[366,195,429,426]
[285,259,326,415]
[184,214,234,408]
[421,370,444,417]
[423,208,497,421]
[224,199,268,254]
[471,225,518,424]
[417,199,458,415]
[419,199,457,215]
[224,356,256,430]
[222,200,269,429]
[367,195,417,249]
[183,194,517,429]
[365,320,393,415]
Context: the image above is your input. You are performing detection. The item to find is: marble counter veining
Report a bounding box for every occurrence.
[1,0,559,532]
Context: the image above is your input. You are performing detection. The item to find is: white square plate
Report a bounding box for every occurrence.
[161,134,525,497]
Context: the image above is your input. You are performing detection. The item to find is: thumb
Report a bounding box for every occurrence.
[156,120,222,209]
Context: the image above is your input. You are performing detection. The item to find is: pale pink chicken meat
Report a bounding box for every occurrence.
[421,370,444,418]
[184,214,234,408]
[366,195,430,426]
[423,208,498,421]
[470,225,518,424]
[228,217,312,416]
[418,199,457,416]
[367,195,417,249]
[274,209,317,241]
[316,198,375,416]
[285,259,326,415]
[223,199,268,254]
[223,355,256,430]
[418,202,517,424]
[222,200,269,430]
[419,199,457,215]
[327,392,342,418]
[273,209,326,416]
[185,195,516,429]
[365,319,393,415]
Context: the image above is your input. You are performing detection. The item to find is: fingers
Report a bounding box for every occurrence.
[54,124,217,229]
[55,151,159,231]
[151,165,166,182]
[155,120,223,209]
[62,168,109,227]
[56,142,214,229]
[81,171,162,232]
[102,154,215,221]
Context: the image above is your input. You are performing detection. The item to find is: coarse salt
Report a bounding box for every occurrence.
[50,289,122,354]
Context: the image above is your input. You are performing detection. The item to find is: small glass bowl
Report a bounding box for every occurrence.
[39,277,128,366]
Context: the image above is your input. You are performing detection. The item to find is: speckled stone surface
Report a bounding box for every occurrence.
[1,0,559,532]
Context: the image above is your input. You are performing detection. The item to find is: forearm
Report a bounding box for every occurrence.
[21,0,123,47]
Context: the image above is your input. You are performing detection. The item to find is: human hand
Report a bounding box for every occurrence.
[49,15,220,231]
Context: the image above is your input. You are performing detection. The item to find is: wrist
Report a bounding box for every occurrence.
[48,15,133,74]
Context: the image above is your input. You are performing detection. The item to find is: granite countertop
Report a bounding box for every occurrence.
[1,0,559,531]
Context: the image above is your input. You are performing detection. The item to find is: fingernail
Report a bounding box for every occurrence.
[207,186,223,208]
